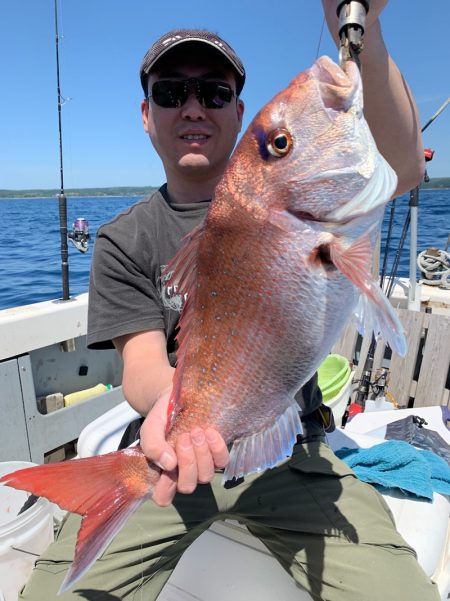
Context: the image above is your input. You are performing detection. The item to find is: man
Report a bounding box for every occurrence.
[21,2,440,600]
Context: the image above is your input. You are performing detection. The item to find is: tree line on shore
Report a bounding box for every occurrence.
[1,179,449,199]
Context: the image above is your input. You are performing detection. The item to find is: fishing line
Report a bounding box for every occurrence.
[315,16,326,59]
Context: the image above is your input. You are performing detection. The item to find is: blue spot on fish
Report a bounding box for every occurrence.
[253,125,270,161]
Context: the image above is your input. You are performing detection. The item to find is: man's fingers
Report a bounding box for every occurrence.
[152,470,177,507]
[139,401,177,471]
[191,428,215,483]
[205,428,230,469]
[176,434,198,494]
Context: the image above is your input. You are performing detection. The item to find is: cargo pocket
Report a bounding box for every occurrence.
[288,442,360,538]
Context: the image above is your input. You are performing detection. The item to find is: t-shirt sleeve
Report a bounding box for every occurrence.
[87,226,165,349]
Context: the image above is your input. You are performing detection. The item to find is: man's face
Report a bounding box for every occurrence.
[141,52,244,183]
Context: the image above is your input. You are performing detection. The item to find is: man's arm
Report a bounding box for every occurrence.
[114,330,229,506]
[322,0,424,196]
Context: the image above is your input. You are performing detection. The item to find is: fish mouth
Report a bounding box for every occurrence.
[286,204,384,231]
[311,56,362,117]
[286,206,357,227]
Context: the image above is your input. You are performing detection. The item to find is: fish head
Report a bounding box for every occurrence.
[223,56,397,225]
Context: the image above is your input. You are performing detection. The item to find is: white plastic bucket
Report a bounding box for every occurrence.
[0,462,54,601]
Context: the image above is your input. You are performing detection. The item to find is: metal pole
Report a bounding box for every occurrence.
[408,187,419,310]
[54,0,70,301]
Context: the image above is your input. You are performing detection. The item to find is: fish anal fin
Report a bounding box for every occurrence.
[224,403,303,482]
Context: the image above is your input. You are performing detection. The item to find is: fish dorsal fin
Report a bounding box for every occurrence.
[329,233,406,356]
[163,223,204,295]
[224,403,303,482]
[162,224,204,424]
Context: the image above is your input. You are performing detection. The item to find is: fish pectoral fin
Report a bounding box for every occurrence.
[329,232,373,289]
[353,291,407,357]
[0,447,155,593]
[223,403,303,482]
[330,234,406,357]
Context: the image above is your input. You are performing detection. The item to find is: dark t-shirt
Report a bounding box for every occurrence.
[88,186,208,364]
[87,185,322,416]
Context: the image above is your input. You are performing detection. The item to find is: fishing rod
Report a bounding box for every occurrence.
[54,0,69,301]
[53,0,91,302]
[421,96,450,134]
[384,96,450,301]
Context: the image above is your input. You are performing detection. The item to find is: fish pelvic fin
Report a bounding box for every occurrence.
[223,403,303,482]
[0,446,156,592]
[329,234,407,356]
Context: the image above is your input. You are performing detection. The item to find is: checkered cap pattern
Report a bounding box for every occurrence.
[140,29,246,96]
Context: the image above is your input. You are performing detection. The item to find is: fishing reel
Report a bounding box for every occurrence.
[68,217,90,253]
[337,0,370,68]
[423,147,434,183]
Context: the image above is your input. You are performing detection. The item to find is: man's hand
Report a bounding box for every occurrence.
[139,389,230,506]
[321,0,424,195]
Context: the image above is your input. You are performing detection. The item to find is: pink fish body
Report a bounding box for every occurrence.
[0,56,405,591]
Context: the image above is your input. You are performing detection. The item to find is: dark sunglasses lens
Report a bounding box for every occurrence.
[151,80,234,109]
[200,82,234,108]
[151,81,186,108]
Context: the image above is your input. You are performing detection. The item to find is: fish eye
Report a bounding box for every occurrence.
[266,128,293,157]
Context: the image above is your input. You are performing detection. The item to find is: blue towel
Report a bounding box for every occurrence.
[335,440,450,501]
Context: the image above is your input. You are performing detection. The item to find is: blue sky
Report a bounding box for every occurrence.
[1,0,449,190]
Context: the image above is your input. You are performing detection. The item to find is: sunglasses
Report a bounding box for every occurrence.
[149,78,235,109]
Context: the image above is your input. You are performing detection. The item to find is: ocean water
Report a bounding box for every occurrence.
[0,190,448,310]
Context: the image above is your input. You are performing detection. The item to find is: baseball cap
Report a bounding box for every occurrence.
[140,29,246,97]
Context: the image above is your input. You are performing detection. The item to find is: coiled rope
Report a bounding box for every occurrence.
[417,246,450,289]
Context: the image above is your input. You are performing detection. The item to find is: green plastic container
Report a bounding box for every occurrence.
[318,354,351,402]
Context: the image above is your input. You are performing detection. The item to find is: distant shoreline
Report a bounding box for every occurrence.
[0,180,449,199]
[0,187,157,199]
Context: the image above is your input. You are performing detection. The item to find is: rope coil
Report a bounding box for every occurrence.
[417,247,450,289]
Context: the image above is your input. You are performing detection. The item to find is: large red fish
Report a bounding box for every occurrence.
[0,56,405,592]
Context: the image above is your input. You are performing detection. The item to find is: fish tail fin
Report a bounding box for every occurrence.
[224,403,302,482]
[330,234,406,356]
[0,447,157,592]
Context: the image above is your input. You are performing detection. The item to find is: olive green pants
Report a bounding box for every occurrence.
[20,442,439,601]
